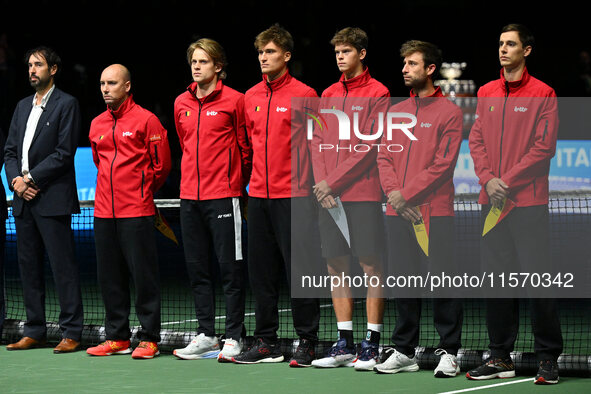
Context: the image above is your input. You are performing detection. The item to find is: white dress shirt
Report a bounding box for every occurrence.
[22,84,55,179]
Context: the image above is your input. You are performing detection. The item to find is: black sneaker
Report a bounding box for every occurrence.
[289,338,316,367]
[232,338,284,364]
[535,360,559,384]
[466,357,515,380]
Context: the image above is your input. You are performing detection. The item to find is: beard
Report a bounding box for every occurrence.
[29,75,50,91]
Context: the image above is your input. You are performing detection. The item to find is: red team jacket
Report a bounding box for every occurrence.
[174,80,252,201]
[312,68,390,202]
[89,95,171,218]
[245,71,317,198]
[469,67,559,207]
[377,87,463,216]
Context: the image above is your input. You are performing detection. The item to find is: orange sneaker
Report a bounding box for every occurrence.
[86,340,132,356]
[131,341,160,359]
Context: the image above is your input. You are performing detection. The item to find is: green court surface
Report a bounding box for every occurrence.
[1,347,589,394]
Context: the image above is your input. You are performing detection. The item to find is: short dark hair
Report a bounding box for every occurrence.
[254,23,294,53]
[24,46,62,77]
[501,23,535,49]
[400,40,442,78]
[330,27,368,53]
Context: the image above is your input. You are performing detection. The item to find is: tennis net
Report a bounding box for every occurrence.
[2,191,589,375]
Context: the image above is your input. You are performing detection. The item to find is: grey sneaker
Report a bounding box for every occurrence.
[173,333,220,360]
[373,348,419,374]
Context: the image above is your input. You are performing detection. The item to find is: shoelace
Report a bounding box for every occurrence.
[358,343,379,360]
[137,342,157,350]
[103,340,123,350]
[434,348,448,357]
[328,340,351,357]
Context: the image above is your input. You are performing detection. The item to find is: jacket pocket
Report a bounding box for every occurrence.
[296,147,301,189]
[228,148,232,189]
[443,136,451,158]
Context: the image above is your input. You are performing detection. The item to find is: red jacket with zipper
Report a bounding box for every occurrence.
[89,95,171,218]
[245,71,317,199]
[312,68,390,202]
[468,67,558,206]
[174,80,251,201]
[377,87,463,216]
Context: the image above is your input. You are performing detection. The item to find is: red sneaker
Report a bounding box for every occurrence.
[131,341,160,359]
[86,340,132,356]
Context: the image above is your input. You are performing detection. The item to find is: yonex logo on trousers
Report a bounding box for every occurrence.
[217,213,232,218]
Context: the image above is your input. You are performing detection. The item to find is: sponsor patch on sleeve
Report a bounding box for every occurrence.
[150,134,162,142]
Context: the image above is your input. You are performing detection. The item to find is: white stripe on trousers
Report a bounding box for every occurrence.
[232,197,243,260]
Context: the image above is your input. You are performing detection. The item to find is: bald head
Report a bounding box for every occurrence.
[100,64,131,110]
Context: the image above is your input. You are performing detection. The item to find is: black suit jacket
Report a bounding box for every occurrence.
[4,87,81,217]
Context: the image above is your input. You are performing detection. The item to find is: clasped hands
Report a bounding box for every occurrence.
[387,190,421,223]
[485,177,509,208]
[12,176,40,201]
[313,180,338,209]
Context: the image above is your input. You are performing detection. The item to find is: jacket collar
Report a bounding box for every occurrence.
[409,86,443,98]
[263,69,292,91]
[187,79,224,102]
[109,95,135,119]
[340,67,371,90]
[500,66,531,93]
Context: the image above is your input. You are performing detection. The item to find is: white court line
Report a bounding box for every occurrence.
[438,378,533,394]
[160,302,338,327]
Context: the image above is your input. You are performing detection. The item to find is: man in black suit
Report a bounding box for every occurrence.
[4,46,83,353]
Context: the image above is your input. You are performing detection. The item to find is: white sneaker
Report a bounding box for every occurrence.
[173,333,220,360]
[434,349,460,377]
[373,348,419,374]
[311,338,356,368]
[218,338,243,362]
[354,340,380,371]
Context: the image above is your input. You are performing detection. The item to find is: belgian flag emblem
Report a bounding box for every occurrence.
[255,106,261,112]
[99,135,104,140]
[185,111,191,117]
[489,106,494,112]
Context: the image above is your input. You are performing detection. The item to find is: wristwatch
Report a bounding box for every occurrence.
[22,170,33,185]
